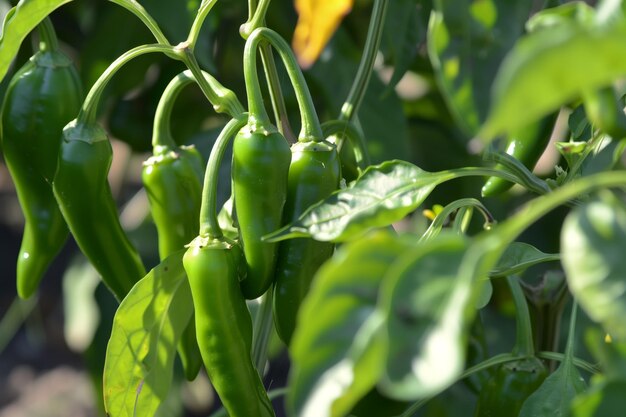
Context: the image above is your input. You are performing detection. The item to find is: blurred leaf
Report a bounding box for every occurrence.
[428,0,532,136]
[525,1,595,33]
[293,0,353,68]
[490,242,560,278]
[0,0,72,82]
[379,234,471,400]
[562,192,626,341]
[381,0,423,91]
[288,231,416,417]
[571,377,626,417]
[481,15,626,139]
[104,250,193,417]
[265,160,456,242]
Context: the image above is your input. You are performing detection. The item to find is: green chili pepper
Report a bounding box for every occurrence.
[142,71,206,381]
[185,116,275,417]
[272,141,341,345]
[234,29,294,300]
[1,19,82,298]
[474,357,547,417]
[53,121,146,301]
[482,114,557,197]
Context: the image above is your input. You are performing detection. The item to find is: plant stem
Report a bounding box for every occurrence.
[187,0,218,48]
[246,28,323,141]
[507,276,535,357]
[322,120,371,168]
[108,0,170,45]
[339,0,388,122]
[199,116,247,238]
[37,17,58,52]
[78,44,175,125]
[252,290,275,376]
[152,71,196,151]
[177,45,245,118]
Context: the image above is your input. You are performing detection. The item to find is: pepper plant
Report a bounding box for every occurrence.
[2,0,626,416]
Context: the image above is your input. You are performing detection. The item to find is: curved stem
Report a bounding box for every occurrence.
[260,43,296,142]
[322,120,371,168]
[108,0,170,45]
[507,276,535,357]
[178,46,245,119]
[483,151,552,195]
[37,17,58,52]
[247,28,323,141]
[537,350,599,374]
[78,44,176,125]
[252,290,274,376]
[240,0,271,38]
[187,0,218,47]
[339,0,388,122]
[152,71,196,151]
[199,116,247,238]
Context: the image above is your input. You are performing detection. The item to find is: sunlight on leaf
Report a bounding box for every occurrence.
[103,250,193,417]
[292,0,353,68]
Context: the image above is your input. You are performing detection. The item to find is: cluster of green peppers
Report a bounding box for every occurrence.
[1,18,356,417]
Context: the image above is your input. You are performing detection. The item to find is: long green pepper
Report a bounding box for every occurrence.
[1,20,82,298]
[184,116,275,417]
[142,71,205,381]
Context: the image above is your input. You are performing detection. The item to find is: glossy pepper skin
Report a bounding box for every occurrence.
[474,357,547,417]
[183,236,275,417]
[142,145,204,380]
[273,140,341,344]
[232,125,291,299]
[482,114,557,197]
[1,49,82,298]
[53,121,146,301]
[142,145,204,258]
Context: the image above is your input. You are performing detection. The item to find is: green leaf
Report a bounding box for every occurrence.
[481,18,626,139]
[0,0,72,82]
[490,242,560,278]
[266,160,455,242]
[427,0,532,135]
[525,1,595,33]
[562,193,626,341]
[288,231,417,417]
[378,233,473,400]
[103,250,193,417]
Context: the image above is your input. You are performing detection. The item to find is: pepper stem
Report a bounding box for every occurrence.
[322,120,371,169]
[199,116,248,238]
[187,0,218,48]
[340,0,388,122]
[152,71,196,151]
[78,44,176,125]
[109,0,170,45]
[508,275,536,357]
[38,17,59,52]
[246,28,323,141]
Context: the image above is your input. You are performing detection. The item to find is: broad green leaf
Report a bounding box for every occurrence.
[378,233,473,400]
[571,378,626,417]
[266,160,455,242]
[427,0,532,135]
[490,242,560,278]
[104,250,193,417]
[292,0,353,68]
[562,193,626,341]
[288,231,417,417]
[481,18,626,139]
[0,0,72,82]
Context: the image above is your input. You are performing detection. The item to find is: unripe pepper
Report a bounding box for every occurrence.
[474,357,547,417]
[1,19,82,298]
[482,113,557,197]
[185,116,275,416]
[273,140,341,344]
[53,121,146,300]
[142,71,206,381]
[234,28,294,300]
